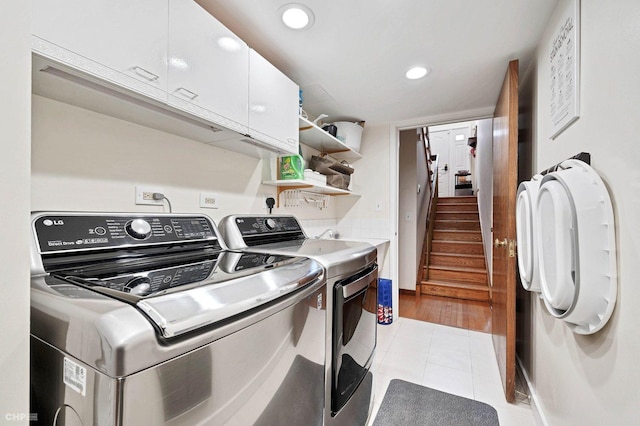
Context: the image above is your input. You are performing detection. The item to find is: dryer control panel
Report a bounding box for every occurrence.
[234,216,302,236]
[231,216,306,247]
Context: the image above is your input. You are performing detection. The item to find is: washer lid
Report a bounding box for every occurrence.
[218,214,377,277]
[50,250,324,338]
[137,254,324,338]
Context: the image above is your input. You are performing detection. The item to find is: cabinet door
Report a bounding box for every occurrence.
[168,0,249,134]
[248,49,299,154]
[32,0,168,101]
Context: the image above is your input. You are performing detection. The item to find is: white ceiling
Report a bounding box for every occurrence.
[197,0,558,126]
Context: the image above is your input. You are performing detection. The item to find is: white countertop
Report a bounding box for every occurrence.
[314,237,389,256]
[336,238,389,251]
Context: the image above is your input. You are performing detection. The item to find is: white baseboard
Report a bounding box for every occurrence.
[516,356,549,426]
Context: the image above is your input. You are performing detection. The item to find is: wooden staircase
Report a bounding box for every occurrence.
[420,196,490,301]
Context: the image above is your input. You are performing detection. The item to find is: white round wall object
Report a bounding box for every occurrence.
[537,179,576,311]
[535,160,617,335]
[516,175,543,292]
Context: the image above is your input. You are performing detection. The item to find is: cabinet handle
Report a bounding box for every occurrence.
[131,66,160,81]
[175,87,199,100]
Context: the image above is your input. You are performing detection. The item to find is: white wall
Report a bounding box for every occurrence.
[335,125,392,240]
[415,131,431,284]
[398,130,418,290]
[396,128,431,291]
[31,95,338,224]
[522,0,640,424]
[474,118,493,280]
[0,1,31,423]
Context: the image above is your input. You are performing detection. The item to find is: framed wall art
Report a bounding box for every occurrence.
[549,0,580,139]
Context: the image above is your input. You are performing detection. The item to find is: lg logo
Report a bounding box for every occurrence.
[43,219,64,226]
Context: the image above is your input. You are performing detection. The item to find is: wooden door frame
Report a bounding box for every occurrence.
[491,59,519,402]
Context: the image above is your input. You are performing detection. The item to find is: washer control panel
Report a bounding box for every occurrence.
[234,216,303,236]
[34,214,217,253]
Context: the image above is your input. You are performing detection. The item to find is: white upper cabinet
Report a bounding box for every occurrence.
[168,0,249,134]
[31,0,168,102]
[248,49,299,154]
[31,0,300,157]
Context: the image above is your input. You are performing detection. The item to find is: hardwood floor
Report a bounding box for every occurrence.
[398,292,492,333]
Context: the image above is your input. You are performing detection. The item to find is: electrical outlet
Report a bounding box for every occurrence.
[200,192,219,209]
[136,186,164,206]
[263,194,274,210]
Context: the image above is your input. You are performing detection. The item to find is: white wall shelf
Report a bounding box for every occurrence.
[263,179,358,195]
[298,117,362,161]
[263,179,359,207]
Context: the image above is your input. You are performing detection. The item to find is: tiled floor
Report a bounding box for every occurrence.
[369,317,536,426]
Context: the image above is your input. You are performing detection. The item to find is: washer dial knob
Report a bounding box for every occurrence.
[126,219,152,240]
[124,276,152,296]
[265,218,277,230]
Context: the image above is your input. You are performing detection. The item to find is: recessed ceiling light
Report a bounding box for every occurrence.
[279,3,315,30]
[406,66,430,80]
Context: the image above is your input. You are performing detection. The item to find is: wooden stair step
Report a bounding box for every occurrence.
[427,265,487,284]
[429,252,486,269]
[438,196,477,204]
[435,211,479,221]
[434,220,481,231]
[433,230,482,242]
[419,280,490,301]
[432,240,484,255]
[437,203,478,212]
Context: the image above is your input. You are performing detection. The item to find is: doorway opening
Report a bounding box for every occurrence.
[428,121,475,198]
[396,118,494,333]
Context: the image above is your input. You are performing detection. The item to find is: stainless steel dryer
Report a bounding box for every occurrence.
[218,215,377,426]
[29,212,327,425]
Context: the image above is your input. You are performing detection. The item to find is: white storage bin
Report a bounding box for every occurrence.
[304,169,327,186]
[333,122,363,152]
